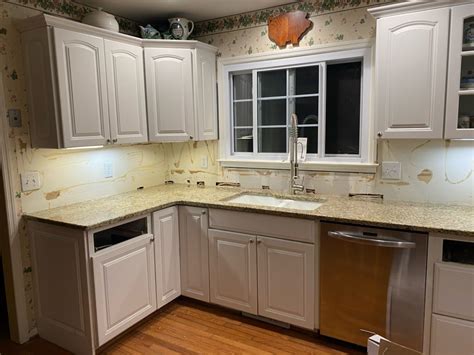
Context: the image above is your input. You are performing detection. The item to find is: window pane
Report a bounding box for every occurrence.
[458,95,474,129]
[290,97,319,125]
[258,99,286,126]
[298,126,318,154]
[325,62,361,155]
[234,128,253,153]
[258,128,286,153]
[295,66,319,95]
[233,74,252,100]
[234,101,252,127]
[258,70,286,97]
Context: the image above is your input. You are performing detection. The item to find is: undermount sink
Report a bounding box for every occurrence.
[227,194,323,211]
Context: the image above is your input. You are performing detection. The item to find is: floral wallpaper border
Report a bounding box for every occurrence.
[6,0,139,35]
[194,0,392,37]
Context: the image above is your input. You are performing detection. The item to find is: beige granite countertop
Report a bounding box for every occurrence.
[24,184,474,237]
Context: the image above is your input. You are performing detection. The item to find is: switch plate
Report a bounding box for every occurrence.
[381,161,402,180]
[103,161,113,179]
[20,171,41,192]
[7,109,22,127]
[200,156,208,169]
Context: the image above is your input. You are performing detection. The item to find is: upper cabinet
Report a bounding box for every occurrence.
[373,7,449,139]
[18,15,218,148]
[371,3,474,140]
[445,4,474,139]
[144,42,218,142]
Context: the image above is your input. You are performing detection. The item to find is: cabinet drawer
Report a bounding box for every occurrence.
[209,209,315,243]
[433,263,474,321]
[431,314,474,355]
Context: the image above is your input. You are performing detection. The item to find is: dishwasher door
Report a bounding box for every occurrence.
[319,222,428,351]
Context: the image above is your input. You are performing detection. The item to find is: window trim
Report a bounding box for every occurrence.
[217,39,377,173]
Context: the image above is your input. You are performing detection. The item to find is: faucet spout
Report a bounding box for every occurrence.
[289,114,304,195]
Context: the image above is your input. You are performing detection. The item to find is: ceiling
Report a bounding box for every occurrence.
[75,0,296,23]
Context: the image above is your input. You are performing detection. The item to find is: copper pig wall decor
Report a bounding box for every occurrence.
[268,11,313,48]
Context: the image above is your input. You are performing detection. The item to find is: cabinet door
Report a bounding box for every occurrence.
[145,47,195,142]
[54,28,110,147]
[445,4,474,139]
[209,229,258,314]
[431,314,474,355]
[257,236,314,329]
[195,48,218,140]
[375,8,449,139]
[179,206,209,302]
[92,234,157,346]
[153,207,181,308]
[104,39,148,144]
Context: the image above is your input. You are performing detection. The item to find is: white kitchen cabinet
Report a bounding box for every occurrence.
[431,314,474,355]
[54,27,111,147]
[179,206,210,302]
[445,4,474,139]
[209,229,258,314]
[372,7,449,139]
[92,233,157,346]
[257,236,314,329]
[153,207,181,308]
[104,39,148,144]
[144,42,218,142]
[145,47,195,142]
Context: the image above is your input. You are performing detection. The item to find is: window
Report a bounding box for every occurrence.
[220,44,373,168]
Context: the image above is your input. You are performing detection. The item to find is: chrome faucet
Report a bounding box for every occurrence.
[289,114,304,195]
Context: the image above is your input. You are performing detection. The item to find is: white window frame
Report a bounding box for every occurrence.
[217,40,378,173]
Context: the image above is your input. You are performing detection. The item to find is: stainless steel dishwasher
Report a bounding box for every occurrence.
[319,222,428,351]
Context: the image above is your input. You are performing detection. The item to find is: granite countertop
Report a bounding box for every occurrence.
[24,184,474,237]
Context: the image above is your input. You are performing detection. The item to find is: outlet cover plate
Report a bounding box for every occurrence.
[21,171,41,192]
[381,161,402,180]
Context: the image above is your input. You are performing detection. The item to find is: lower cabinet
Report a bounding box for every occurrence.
[209,229,258,313]
[153,207,181,308]
[179,206,210,302]
[92,233,157,346]
[257,236,314,329]
[208,228,315,329]
[431,314,474,355]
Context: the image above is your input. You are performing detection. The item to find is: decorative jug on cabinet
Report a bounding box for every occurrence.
[168,18,194,40]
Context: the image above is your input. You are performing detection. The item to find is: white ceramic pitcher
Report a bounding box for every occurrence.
[168,17,194,40]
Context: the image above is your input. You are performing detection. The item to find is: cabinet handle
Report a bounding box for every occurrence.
[106,139,111,144]
[190,136,194,140]
[249,240,254,244]
[112,138,118,143]
[201,210,206,215]
[377,132,383,138]
[257,240,262,244]
[150,236,155,242]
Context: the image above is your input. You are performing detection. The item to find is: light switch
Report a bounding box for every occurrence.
[381,161,402,180]
[21,171,41,192]
[103,161,113,179]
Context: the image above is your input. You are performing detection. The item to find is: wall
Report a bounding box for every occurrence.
[190,0,474,206]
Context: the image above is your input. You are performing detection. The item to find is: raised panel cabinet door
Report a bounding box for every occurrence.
[257,236,314,329]
[431,315,474,355]
[375,8,449,139]
[92,234,157,346]
[179,206,210,302]
[145,47,195,142]
[209,229,258,314]
[53,27,110,147]
[104,39,148,144]
[153,207,181,308]
[195,48,218,140]
[445,4,474,139]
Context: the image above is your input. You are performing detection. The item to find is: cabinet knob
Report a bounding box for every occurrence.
[201,210,206,215]
[257,240,262,244]
[249,240,254,244]
[377,132,383,138]
[106,139,111,144]
[190,136,194,140]
[112,139,118,143]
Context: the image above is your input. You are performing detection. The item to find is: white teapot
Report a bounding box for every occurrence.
[168,18,194,40]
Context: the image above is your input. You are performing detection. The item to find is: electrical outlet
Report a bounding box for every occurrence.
[21,171,41,192]
[103,161,113,179]
[381,161,402,180]
[7,109,22,127]
[200,156,208,169]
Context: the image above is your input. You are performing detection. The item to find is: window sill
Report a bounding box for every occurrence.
[218,159,379,174]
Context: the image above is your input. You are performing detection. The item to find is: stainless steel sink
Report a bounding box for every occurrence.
[227,194,323,211]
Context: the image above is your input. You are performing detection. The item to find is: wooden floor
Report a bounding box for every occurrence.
[0,298,365,354]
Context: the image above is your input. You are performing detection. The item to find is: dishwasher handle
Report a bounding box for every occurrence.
[328,231,416,249]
